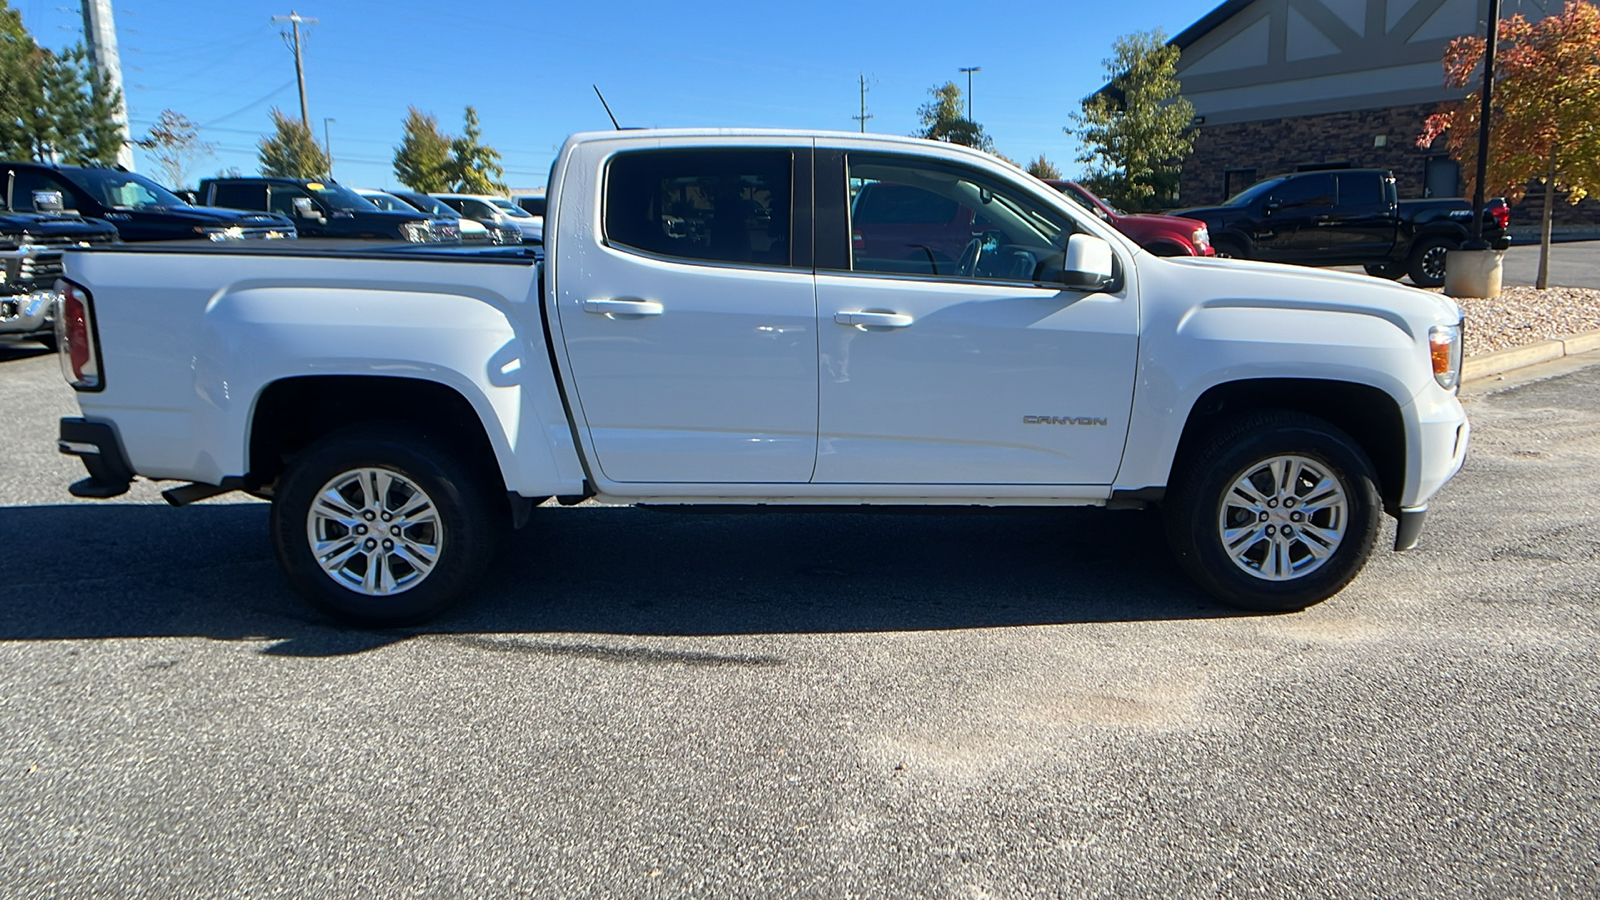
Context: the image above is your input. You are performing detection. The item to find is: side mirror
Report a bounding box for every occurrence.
[32,190,65,213]
[291,196,319,219]
[1040,233,1115,290]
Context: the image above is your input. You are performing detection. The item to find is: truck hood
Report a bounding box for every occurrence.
[160,206,296,229]
[1146,255,1462,332]
[0,212,119,241]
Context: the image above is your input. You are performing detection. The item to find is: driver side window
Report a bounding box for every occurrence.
[846,153,1073,283]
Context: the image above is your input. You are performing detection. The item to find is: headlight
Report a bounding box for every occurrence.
[1429,323,1463,391]
[194,226,245,241]
[399,222,429,243]
[1192,226,1210,250]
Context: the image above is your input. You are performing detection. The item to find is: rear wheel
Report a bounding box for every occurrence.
[1407,237,1456,288]
[1164,411,1381,612]
[270,424,498,626]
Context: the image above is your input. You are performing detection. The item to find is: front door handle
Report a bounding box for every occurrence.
[835,311,913,328]
[582,298,663,316]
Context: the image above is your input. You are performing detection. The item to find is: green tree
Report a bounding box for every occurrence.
[447,106,506,194]
[0,3,122,166]
[1418,2,1600,288]
[257,107,330,179]
[915,81,995,153]
[1071,29,1195,212]
[1026,155,1062,180]
[393,106,454,192]
[136,109,215,190]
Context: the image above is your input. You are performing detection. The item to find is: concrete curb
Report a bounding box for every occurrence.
[1463,327,1600,382]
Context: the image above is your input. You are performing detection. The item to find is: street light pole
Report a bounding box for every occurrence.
[323,117,335,176]
[1468,0,1501,247]
[959,66,981,120]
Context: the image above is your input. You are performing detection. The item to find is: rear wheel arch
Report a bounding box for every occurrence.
[1167,379,1407,514]
[246,375,510,502]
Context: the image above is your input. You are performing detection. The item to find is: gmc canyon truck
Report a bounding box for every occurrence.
[54,130,1471,626]
[1174,168,1510,287]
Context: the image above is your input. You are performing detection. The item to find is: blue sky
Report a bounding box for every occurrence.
[19,0,1213,191]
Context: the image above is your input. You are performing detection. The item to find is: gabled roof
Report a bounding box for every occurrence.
[1170,0,1257,50]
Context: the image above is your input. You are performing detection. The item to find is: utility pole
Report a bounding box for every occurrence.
[958,66,981,120]
[851,74,873,133]
[80,0,133,169]
[323,117,335,175]
[1468,0,1500,248]
[272,10,317,127]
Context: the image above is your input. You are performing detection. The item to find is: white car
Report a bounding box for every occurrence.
[431,193,540,243]
[355,189,489,243]
[56,128,1469,626]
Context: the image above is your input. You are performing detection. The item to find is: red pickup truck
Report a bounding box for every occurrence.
[1046,181,1215,257]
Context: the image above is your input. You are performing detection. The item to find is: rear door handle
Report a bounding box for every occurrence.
[583,298,663,316]
[835,311,913,328]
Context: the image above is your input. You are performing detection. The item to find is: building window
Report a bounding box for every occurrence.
[1424,157,1460,199]
[1223,168,1258,200]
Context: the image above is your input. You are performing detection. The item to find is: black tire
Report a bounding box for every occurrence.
[270,423,498,627]
[1407,237,1456,288]
[1164,411,1381,612]
[1363,262,1404,280]
[1146,242,1189,257]
[1212,236,1247,260]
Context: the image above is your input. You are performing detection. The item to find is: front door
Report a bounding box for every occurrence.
[813,151,1138,485]
[553,145,818,484]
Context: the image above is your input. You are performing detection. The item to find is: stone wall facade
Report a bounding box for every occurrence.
[1179,103,1600,227]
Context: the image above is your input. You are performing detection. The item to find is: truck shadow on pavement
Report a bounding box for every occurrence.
[0,502,1250,656]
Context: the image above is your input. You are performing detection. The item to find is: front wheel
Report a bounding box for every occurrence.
[1164,411,1381,612]
[1364,262,1404,280]
[270,424,498,626]
[1407,237,1456,288]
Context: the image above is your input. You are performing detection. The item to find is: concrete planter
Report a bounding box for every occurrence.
[1444,248,1504,299]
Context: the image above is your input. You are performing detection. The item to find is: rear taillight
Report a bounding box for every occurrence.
[1491,204,1510,229]
[54,279,101,390]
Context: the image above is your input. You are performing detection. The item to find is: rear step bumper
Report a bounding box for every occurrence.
[58,417,133,498]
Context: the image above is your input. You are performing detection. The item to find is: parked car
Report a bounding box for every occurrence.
[1046,180,1213,257]
[57,128,1469,627]
[2,161,295,242]
[485,196,542,242]
[1,191,118,348]
[197,177,459,243]
[1173,168,1510,287]
[431,193,540,243]
[356,188,490,243]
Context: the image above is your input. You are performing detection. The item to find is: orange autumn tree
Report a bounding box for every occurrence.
[1418,1,1600,288]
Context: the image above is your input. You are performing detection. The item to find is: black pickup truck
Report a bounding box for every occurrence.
[1174,168,1510,287]
[1,199,118,347]
[2,162,296,243]
[197,177,459,243]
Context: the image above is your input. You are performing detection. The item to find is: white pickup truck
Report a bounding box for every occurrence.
[53,129,1470,625]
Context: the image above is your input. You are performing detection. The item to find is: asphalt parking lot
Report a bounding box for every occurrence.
[1,342,1597,897]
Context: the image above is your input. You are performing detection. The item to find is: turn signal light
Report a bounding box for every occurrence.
[54,279,101,391]
[1429,323,1462,392]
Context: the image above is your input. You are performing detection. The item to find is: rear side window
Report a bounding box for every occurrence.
[210,182,267,211]
[605,148,792,267]
[1338,173,1382,208]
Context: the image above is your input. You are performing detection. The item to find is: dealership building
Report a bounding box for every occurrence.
[1172,0,1590,226]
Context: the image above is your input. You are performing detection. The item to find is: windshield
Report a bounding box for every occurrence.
[393,192,457,217]
[489,198,534,218]
[61,168,188,210]
[1224,176,1288,207]
[360,192,414,213]
[302,181,378,211]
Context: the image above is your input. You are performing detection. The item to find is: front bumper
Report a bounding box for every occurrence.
[0,290,55,337]
[59,417,134,498]
[1,245,65,336]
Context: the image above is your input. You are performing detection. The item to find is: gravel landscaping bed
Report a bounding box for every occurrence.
[1451,286,1600,355]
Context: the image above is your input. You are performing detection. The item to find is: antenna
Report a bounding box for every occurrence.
[593,85,621,130]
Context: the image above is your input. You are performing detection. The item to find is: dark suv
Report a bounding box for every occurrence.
[2,162,295,242]
[197,177,459,243]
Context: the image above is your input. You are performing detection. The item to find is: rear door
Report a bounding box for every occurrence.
[552,142,819,484]
[1327,172,1397,261]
